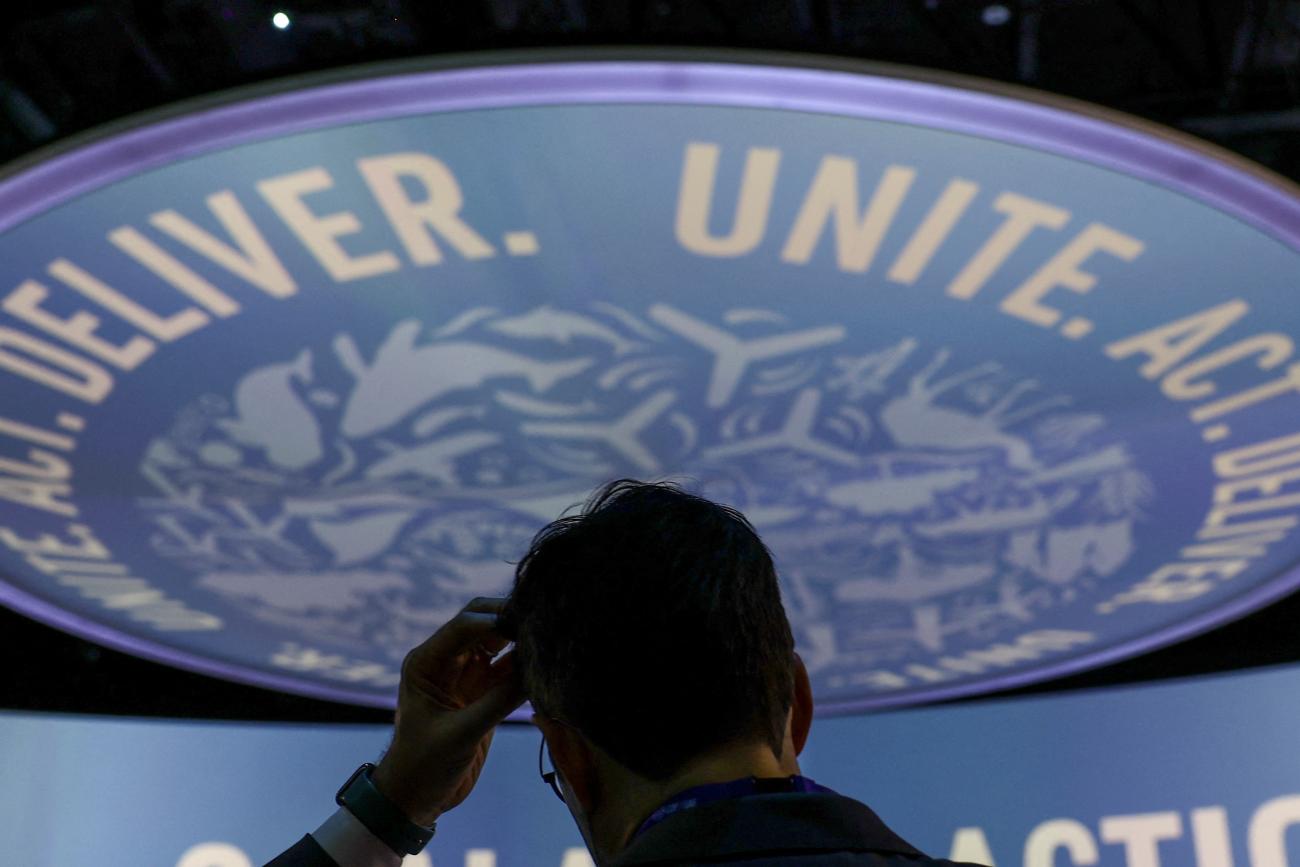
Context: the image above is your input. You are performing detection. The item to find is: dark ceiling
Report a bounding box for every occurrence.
[1,0,1299,723]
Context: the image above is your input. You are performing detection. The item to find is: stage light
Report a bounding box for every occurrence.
[982,4,1011,25]
[272,11,291,30]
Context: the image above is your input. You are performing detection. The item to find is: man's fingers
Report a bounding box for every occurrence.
[404,599,512,676]
[405,612,491,665]
[483,648,518,684]
[461,660,528,732]
[479,633,511,655]
[464,596,508,615]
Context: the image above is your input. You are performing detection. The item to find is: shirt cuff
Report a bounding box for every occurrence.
[312,805,405,867]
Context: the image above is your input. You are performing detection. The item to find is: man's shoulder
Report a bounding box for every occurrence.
[642,859,983,866]
[636,855,985,866]
[611,790,988,867]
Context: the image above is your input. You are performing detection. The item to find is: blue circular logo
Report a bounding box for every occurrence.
[1,57,1298,712]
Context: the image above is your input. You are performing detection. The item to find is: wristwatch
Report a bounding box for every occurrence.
[335,762,437,856]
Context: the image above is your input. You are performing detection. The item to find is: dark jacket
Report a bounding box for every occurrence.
[267,791,985,866]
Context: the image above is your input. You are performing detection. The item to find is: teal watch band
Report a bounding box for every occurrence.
[335,762,436,856]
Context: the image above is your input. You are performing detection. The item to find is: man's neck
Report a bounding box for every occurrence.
[590,740,799,861]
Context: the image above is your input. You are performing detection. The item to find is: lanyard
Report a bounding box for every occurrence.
[634,775,835,839]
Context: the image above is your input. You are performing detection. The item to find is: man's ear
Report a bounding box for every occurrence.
[791,653,814,756]
[536,716,599,812]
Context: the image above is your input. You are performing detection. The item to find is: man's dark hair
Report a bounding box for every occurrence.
[500,479,796,781]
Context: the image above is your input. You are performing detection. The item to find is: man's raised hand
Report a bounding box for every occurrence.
[371,597,526,827]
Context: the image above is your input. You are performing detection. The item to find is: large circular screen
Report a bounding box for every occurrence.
[1,57,1299,712]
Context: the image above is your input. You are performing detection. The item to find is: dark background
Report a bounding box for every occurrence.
[1,0,1298,722]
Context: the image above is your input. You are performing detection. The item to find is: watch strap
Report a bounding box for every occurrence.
[335,762,436,856]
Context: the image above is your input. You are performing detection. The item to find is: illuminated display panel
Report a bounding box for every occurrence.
[0,56,1298,713]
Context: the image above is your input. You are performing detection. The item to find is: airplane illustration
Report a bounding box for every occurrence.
[705,388,862,466]
[521,389,677,473]
[648,305,845,407]
[364,432,502,486]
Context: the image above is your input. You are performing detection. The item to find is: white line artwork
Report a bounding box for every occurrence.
[136,301,1151,689]
[648,304,846,407]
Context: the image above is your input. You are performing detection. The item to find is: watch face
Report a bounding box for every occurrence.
[1,56,1299,714]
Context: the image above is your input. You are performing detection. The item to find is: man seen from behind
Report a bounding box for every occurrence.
[269,479,986,866]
